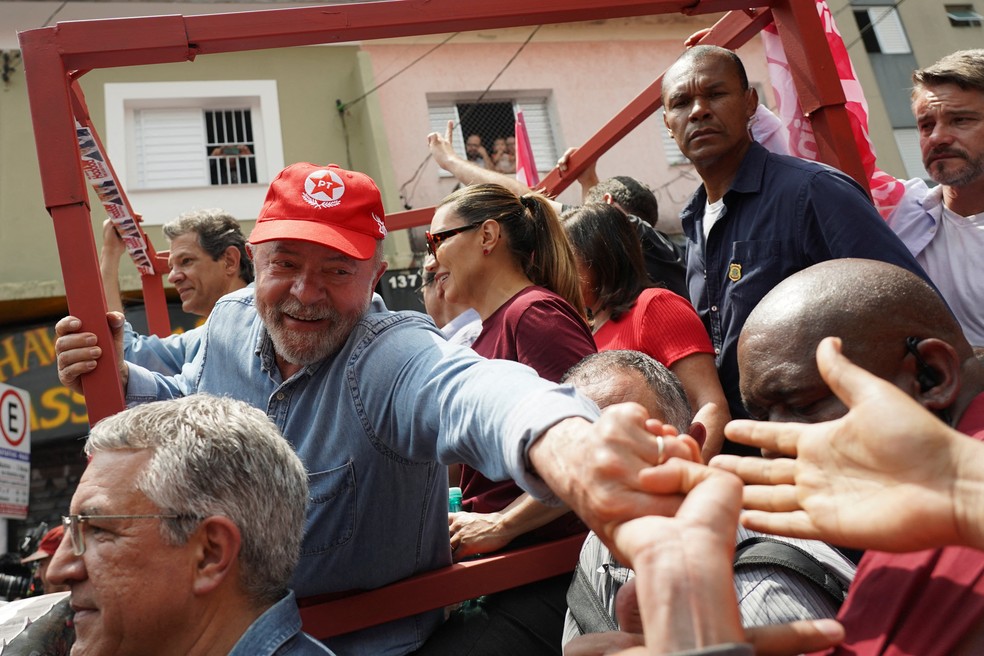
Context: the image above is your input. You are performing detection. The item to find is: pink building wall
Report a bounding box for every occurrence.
[363,17,773,235]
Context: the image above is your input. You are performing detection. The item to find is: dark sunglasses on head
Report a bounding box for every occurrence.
[425,223,479,256]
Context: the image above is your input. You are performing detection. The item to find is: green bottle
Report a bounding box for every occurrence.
[448,486,463,513]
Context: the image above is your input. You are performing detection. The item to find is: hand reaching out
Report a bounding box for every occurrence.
[713,336,982,553]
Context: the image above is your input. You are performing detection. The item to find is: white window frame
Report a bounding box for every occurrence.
[946,4,984,26]
[427,93,559,179]
[104,81,284,225]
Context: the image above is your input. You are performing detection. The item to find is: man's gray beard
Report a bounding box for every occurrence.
[259,295,370,367]
[929,151,984,188]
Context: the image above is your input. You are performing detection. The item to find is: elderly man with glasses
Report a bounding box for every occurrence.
[48,394,334,656]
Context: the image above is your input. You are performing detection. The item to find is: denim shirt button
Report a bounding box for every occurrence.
[276,392,285,401]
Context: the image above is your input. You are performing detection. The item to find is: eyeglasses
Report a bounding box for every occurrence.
[61,513,184,556]
[424,224,479,256]
[416,273,436,301]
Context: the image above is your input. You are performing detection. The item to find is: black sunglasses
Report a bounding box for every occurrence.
[425,223,479,256]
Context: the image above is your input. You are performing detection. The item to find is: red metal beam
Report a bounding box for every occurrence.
[300,532,585,638]
[769,0,868,192]
[19,29,126,424]
[48,1,764,70]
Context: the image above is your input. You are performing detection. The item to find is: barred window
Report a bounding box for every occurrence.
[205,109,257,186]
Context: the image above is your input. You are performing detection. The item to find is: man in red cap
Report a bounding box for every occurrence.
[21,525,69,594]
[54,162,699,655]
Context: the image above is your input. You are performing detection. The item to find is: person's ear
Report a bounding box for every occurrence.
[746,86,759,118]
[480,219,502,253]
[907,338,960,411]
[222,245,241,276]
[191,516,241,596]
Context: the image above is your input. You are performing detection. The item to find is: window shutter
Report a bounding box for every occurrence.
[134,108,209,188]
[657,109,688,165]
[516,98,558,174]
[868,7,911,54]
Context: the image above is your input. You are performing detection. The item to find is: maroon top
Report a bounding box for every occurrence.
[460,286,595,543]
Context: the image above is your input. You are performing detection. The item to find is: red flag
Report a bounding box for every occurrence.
[514,108,540,188]
[762,1,906,219]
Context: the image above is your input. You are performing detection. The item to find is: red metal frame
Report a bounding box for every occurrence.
[18,0,866,634]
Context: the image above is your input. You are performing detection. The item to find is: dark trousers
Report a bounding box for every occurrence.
[411,573,571,656]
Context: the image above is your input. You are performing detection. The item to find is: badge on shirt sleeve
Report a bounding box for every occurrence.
[728,262,742,282]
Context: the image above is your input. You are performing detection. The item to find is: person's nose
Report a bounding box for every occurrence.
[423,253,438,273]
[924,122,954,151]
[47,535,86,588]
[167,267,184,284]
[689,95,711,122]
[289,270,328,305]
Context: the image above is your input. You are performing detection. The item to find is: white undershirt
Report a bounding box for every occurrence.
[703,197,727,240]
[916,204,984,347]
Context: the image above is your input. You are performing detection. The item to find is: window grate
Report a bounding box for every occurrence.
[205,109,257,185]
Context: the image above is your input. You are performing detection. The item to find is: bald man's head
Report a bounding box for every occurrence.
[739,259,971,424]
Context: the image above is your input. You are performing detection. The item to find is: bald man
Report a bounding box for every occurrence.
[731,258,984,656]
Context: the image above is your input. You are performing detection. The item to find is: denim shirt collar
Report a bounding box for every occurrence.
[228,590,303,656]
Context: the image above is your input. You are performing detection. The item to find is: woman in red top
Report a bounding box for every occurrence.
[421,183,594,655]
[563,203,730,459]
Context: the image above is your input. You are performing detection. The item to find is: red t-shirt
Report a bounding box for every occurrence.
[592,287,713,366]
[816,392,984,656]
[460,286,595,541]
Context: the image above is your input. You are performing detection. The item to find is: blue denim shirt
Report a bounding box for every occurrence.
[127,290,599,655]
[229,590,334,655]
[123,321,203,375]
[681,142,932,423]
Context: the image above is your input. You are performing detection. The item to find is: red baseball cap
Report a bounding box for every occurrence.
[249,163,388,260]
[21,525,65,564]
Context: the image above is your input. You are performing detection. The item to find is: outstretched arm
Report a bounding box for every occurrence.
[713,337,984,553]
[99,219,126,314]
[427,120,564,212]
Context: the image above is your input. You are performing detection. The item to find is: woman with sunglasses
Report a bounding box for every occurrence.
[420,183,595,655]
[563,203,730,460]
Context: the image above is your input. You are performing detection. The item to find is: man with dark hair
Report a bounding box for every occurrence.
[100,209,253,374]
[887,49,984,347]
[580,174,688,297]
[661,45,931,452]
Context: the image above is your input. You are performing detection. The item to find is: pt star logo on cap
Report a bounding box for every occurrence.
[728,262,742,282]
[302,169,345,209]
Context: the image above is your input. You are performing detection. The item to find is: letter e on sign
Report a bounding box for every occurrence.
[0,385,29,448]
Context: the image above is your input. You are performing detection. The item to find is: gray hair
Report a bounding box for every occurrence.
[913,49,984,97]
[85,394,308,605]
[562,350,692,433]
[163,209,254,284]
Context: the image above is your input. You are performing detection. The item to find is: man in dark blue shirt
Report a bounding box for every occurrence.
[662,45,931,454]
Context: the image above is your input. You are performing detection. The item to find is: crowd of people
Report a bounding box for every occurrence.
[13,38,981,656]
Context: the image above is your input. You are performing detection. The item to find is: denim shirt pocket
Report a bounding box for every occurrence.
[727,240,782,310]
[301,461,356,555]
